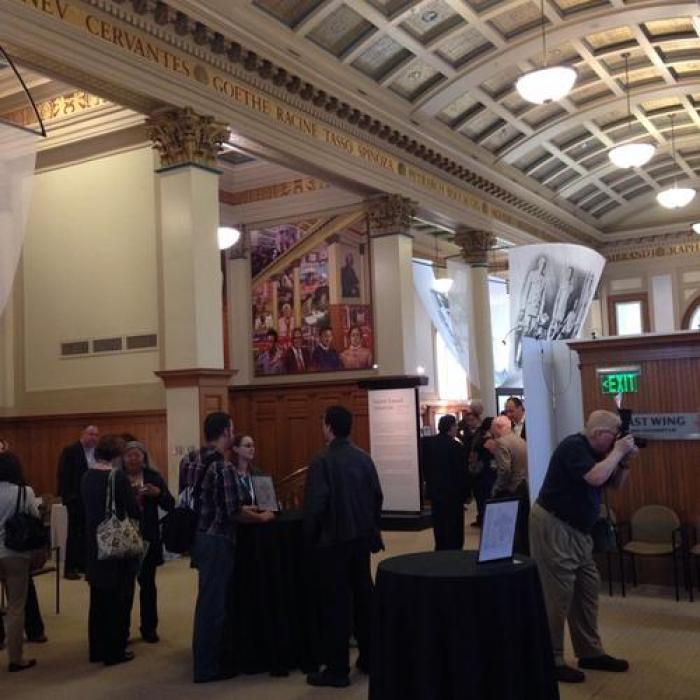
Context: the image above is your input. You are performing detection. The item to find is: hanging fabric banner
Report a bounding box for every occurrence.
[507,244,605,385]
[413,261,467,373]
[0,122,38,316]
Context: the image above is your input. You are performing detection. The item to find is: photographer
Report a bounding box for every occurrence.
[530,410,638,684]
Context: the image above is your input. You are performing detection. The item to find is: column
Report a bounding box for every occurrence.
[227,231,254,386]
[368,194,417,376]
[148,107,234,486]
[454,226,497,416]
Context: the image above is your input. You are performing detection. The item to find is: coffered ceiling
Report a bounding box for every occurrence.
[173,0,700,236]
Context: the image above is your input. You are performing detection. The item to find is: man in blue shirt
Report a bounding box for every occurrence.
[530,410,638,684]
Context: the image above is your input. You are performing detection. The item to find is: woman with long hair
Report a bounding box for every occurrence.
[0,451,39,672]
[231,434,261,506]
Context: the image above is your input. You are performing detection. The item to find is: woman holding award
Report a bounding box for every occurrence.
[232,435,279,512]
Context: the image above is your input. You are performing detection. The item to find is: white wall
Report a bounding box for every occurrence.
[22,147,160,391]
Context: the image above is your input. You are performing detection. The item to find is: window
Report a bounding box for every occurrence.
[435,330,467,401]
[607,293,649,336]
[681,295,700,330]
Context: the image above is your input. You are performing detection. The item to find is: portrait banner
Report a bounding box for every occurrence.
[507,244,605,383]
[250,214,373,376]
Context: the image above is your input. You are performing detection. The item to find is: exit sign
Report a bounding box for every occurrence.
[597,366,641,394]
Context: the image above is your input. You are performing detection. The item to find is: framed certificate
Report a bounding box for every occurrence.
[478,498,520,564]
[252,475,280,512]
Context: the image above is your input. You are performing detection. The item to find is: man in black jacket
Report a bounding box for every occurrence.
[421,414,468,550]
[303,405,383,688]
[58,425,99,579]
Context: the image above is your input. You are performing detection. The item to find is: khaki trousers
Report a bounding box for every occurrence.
[530,503,604,665]
[0,556,30,665]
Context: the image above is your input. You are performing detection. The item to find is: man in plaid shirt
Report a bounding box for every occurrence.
[180,412,273,683]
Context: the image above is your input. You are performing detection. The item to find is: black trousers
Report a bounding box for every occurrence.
[124,544,160,636]
[431,500,465,550]
[88,578,134,664]
[65,501,86,574]
[0,577,44,644]
[316,539,373,676]
[473,467,497,525]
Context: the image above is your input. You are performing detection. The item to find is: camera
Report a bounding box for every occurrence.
[617,408,647,448]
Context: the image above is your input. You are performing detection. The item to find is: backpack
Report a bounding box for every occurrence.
[160,450,217,554]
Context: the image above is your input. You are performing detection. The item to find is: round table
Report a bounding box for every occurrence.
[220,511,322,676]
[369,551,559,700]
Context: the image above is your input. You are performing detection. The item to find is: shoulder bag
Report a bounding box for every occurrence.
[5,486,47,552]
[160,452,217,554]
[96,469,145,560]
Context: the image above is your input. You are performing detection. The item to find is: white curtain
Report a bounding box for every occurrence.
[412,260,466,373]
[0,122,38,316]
[446,258,475,388]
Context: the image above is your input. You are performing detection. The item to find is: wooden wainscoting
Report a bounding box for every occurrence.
[229,380,369,484]
[0,410,167,495]
[571,333,700,587]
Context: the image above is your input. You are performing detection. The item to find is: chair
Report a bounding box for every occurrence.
[277,466,308,511]
[617,505,688,601]
[689,523,700,603]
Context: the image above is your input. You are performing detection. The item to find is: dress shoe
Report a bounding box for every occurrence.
[193,669,238,683]
[104,650,135,666]
[554,664,585,683]
[27,634,48,644]
[141,630,159,644]
[64,571,81,581]
[307,671,351,688]
[9,659,37,673]
[578,654,629,672]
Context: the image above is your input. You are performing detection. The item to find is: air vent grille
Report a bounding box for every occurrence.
[126,333,158,350]
[61,341,89,356]
[92,337,123,353]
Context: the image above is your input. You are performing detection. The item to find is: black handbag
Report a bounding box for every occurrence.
[5,486,48,552]
[161,452,216,554]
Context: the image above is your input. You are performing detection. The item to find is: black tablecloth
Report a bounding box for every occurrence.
[369,551,559,700]
[221,511,322,675]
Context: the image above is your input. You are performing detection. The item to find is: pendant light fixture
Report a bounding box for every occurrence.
[608,54,655,169]
[515,0,576,104]
[692,223,700,234]
[431,233,453,294]
[656,114,696,209]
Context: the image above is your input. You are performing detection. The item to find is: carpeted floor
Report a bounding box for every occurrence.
[4,506,699,699]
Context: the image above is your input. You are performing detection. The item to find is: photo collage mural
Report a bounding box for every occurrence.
[250,213,373,376]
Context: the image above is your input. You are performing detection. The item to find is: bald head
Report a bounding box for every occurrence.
[468,400,484,418]
[491,415,512,437]
[584,410,620,436]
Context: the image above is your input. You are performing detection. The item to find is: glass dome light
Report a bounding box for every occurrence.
[656,187,696,209]
[432,277,454,294]
[515,66,577,105]
[217,226,241,250]
[608,142,655,169]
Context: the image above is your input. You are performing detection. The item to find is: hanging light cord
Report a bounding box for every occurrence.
[540,0,547,67]
[670,113,677,186]
[623,53,632,137]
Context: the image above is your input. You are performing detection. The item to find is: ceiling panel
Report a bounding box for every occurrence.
[307,5,376,57]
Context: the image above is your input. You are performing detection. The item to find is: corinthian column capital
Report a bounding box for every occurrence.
[147,106,229,169]
[453,226,496,266]
[367,194,416,237]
